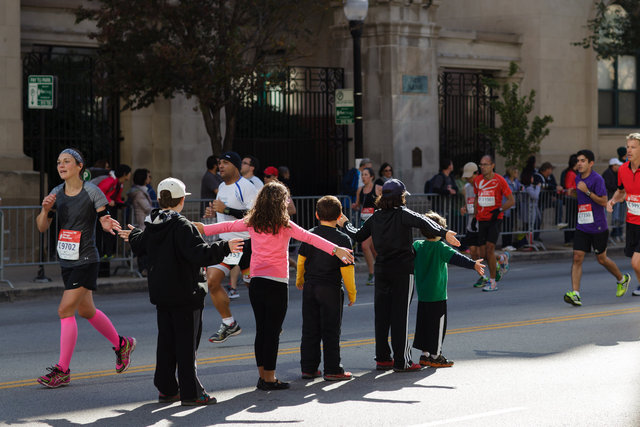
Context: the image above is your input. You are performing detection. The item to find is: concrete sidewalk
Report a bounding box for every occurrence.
[0,229,627,302]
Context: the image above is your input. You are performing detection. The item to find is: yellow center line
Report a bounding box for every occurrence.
[3,306,639,390]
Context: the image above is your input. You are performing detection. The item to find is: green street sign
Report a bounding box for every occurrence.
[28,75,56,109]
[335,89,354,125]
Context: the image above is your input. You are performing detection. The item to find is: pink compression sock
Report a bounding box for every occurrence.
[58,316,78,372]
[88,309,121,348]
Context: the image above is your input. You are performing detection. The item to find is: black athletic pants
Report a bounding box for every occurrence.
[300,283,344,375]
[374,267,414,369]
[412,300,447,356]
[248,277,288,371]
[154,307,205,401]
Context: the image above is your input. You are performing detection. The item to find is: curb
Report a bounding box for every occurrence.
[0,278,148,303]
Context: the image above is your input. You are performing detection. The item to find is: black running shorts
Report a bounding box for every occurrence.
[61,262,99,291]
[625,222,640,258]
[477,220,502,245]
[573,229,608,254]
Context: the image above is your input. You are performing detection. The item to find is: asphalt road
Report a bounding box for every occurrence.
[1,254,639,426]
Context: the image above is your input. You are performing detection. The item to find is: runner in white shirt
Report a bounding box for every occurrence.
[205,151,258,343]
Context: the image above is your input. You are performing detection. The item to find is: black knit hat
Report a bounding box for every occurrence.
[220,151,242,171]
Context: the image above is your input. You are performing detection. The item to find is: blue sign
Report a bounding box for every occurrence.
[402,75,428,94]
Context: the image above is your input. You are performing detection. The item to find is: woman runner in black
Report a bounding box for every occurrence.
[35,148,135,388]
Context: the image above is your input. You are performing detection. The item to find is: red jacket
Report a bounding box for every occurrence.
[98,176,124,204]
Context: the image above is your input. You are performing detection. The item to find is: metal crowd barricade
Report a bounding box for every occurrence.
[0,205,138,283]
[0,191,621,284]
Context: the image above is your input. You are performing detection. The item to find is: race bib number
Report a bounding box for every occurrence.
[627,195,640,215]
[222,251,242,266]
[466,197,475,214]
[577,204,594,224]
[477,191,495,207]
[361,207,374,220]
[57,229,81,260]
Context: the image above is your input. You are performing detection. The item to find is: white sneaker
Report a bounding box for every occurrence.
[228,288,240,299]
[632,286,640,296]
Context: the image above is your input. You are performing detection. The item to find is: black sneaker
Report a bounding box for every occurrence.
[257,379,290,391]
[158,392,180,403]
[208,321,242,343]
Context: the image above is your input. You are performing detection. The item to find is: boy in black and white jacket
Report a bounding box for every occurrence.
[121,177,242,406]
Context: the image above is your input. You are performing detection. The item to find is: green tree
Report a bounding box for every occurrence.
[76,0,328,155]
[480,62,554,170]
[575,0,640,59]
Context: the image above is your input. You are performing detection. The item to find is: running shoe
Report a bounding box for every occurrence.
[257,379,290,391]
[474,276,489,288]
[366,274,375,286]
[616,273,631,297]
[37,364,70,388]
[482,279,498,292]
[208,321,242,343]
[375,360,394,371]
[495,262,502,282]
[181,392,217,406]
[159,392,180,403]
[420,354,454,368]
[324,371,353,381]
[301,370,322,379]
[228,288,240,299]
[633,286,640,296]
[393,363,422,372]
[564,291,582,306]
[114,336,136,373]
[501,251,511,274]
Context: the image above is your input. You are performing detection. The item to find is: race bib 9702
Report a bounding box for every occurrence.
[57,229,81,260]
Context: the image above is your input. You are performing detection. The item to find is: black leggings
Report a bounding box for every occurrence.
[248,277,288,371]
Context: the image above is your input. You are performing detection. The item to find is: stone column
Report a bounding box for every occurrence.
[0,0,39,205]
[334,0,440,193]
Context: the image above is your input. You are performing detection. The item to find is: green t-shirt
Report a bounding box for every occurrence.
[413,239,457,302]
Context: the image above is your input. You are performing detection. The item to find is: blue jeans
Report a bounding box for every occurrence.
[611,202,626,238]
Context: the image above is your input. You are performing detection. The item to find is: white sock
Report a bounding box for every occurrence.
[574,291,580,297]
[222,317,235,326]
[422,351,430,357]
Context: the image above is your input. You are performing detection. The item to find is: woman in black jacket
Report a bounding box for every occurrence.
[122,177,242,406]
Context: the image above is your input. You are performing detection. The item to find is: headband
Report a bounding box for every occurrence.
[59,148,83,164]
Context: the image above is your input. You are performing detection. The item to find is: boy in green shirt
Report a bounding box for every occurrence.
[413,211,485,367]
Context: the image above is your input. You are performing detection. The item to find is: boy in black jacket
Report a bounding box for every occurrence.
[121,178,242,406]
[296,196,356,381]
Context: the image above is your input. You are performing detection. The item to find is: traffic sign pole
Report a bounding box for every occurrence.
[28,75,55,283]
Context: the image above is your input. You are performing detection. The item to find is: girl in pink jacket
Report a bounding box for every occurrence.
[202,182,353,391]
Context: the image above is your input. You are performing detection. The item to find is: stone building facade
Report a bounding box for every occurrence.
[0,0,629,203]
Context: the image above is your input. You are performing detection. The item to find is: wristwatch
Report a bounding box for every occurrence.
[586,190,592,197]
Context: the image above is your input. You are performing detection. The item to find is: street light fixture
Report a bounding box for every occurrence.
[343,0,368,159]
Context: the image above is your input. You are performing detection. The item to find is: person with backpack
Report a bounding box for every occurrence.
[342,158,372,203]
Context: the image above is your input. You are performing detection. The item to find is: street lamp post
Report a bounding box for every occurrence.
[343,0,368,159]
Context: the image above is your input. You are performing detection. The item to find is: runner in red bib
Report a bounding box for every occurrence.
[607,133,640,296]
[473,155,514,292]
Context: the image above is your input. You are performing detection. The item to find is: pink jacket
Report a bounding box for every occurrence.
[203,220,336,280]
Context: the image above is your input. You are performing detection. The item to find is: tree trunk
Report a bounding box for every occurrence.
[200,101,223,156]
[223,98,238,153]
